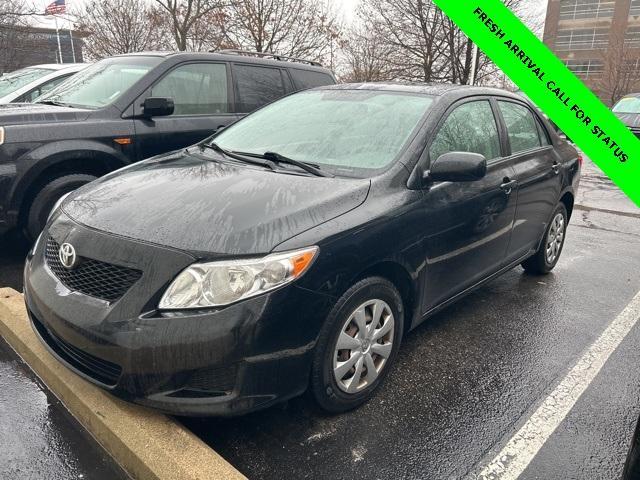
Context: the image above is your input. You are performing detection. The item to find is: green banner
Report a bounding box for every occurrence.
[433,0,640,207]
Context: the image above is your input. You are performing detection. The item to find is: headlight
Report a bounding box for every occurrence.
[159,246,319,309]
[47,192,72,222]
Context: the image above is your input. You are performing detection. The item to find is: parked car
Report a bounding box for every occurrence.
[0,63,87,104]
[612,93,640,138]
[0,51,336,240]
[623,414,640,480]
[24,83,581,416]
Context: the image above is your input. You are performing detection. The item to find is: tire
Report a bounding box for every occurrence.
[311,276,404,413]
[521,203,568,275]
[25,174,97,241]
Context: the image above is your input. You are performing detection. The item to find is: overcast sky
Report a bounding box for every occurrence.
[30,0,546,33]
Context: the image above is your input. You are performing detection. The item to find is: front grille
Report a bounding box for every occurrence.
[45,237,142,302]
[31,313,122,386]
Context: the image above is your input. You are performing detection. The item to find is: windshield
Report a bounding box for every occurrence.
[0,67,53,97]
[612,96,640,114]
[212,89,434,177]
[37,56,162,109]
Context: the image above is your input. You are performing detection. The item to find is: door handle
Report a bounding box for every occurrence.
[551,161,560,174]
[500,178,517,195]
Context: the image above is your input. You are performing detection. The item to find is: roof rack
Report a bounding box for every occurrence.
[213,49,323,67]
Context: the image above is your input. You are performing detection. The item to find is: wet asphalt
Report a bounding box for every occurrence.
[0,336,128,480]
[0,156,639,479]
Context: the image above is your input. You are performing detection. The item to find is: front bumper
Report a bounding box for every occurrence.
[24,215,335,416]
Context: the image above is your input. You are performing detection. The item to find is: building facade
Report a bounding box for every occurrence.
[0,25,85,74]
[543,0,640,105]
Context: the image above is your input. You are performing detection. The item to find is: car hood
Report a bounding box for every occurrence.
[614,112,640,128]
[0,102,91,124]
[62,148,371,255]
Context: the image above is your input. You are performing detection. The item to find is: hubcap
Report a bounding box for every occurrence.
[333,299,395,394]
[545,212,565,264]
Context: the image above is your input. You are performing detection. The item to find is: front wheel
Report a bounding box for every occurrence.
[25,174,97,241]
[521,203,568,274]
[311,277,404,413]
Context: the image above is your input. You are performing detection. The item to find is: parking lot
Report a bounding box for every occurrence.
[1,156,639,479]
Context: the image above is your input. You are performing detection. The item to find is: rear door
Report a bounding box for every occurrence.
[494,99,562,261]
[134,62,238,159]
[420,97,519,311]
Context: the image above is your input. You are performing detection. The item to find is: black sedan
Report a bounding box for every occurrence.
[24,83,581,416]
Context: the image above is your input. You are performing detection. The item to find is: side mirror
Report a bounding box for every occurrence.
[142,97,174,118]
[427,151,487,182]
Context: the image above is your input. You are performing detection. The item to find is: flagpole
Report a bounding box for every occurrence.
[69,27,76,63]
[54,15,63,63]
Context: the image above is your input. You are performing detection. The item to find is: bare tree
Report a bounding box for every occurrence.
[223,0,341,62]
[597,30,640,105]
[341,26,394,82]
[354,0,545,86]
[153,0,226,51]
[75,0,168,59]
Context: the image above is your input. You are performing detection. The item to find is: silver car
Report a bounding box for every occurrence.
[0,63,87,103]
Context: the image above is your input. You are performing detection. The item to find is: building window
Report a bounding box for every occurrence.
[565,59,604,78]
[626,26,640,47]
[559,0,615,20]
[622,58,640,73]
[631,0,640,17]
[555,28,610,50]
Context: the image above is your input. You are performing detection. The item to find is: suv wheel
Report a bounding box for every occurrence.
[521,203,568,274]
[311,277,403,412]
[25,174,97,241]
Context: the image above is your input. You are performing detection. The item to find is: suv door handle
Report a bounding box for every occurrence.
[551,161,560,174]
[500,178,517,195]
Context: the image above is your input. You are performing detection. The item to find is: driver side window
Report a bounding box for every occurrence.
[149,63,229,115]
[429,100,500,163]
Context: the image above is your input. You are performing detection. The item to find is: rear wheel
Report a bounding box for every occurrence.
[25,174,96,241]
[311,277,403,412]
[521,203,568,274]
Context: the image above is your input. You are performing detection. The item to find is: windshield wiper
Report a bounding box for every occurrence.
[238,150,331,177]
[203,142,276,171]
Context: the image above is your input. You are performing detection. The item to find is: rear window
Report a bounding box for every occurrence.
[289,69,335,90]
[233,64,286,113]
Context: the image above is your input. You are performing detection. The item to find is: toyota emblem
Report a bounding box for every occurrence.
[58,243,77,269]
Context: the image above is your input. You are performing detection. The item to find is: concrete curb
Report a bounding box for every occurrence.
[0,287,246,480]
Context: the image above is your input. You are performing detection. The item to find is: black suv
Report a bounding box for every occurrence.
[0,50,336,239]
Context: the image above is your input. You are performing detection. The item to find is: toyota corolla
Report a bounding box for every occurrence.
[24,83,580,416]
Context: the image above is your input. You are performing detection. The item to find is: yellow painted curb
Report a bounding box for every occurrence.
[0,287,246,480]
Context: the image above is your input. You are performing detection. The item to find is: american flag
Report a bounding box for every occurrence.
[44,0,66,15]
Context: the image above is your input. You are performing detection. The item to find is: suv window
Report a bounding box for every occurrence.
[150,63,228,115]
[233,64,286,112]
[429,100,501,162]
[289,69,334,90]
[497,101,542,154]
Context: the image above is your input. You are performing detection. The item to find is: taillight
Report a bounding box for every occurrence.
[577,153,583,167]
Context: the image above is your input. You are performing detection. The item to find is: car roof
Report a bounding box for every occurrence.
[112,51,333,74]
[318,82,524,99]
[26,63,88,71]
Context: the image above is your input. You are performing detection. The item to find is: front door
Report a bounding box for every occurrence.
[420,98,518,312]
[134,62,239,160]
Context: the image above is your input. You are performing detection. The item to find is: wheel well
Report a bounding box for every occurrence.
[560,191,574,219]
[18,157,118,225]
[354,261,416,335]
